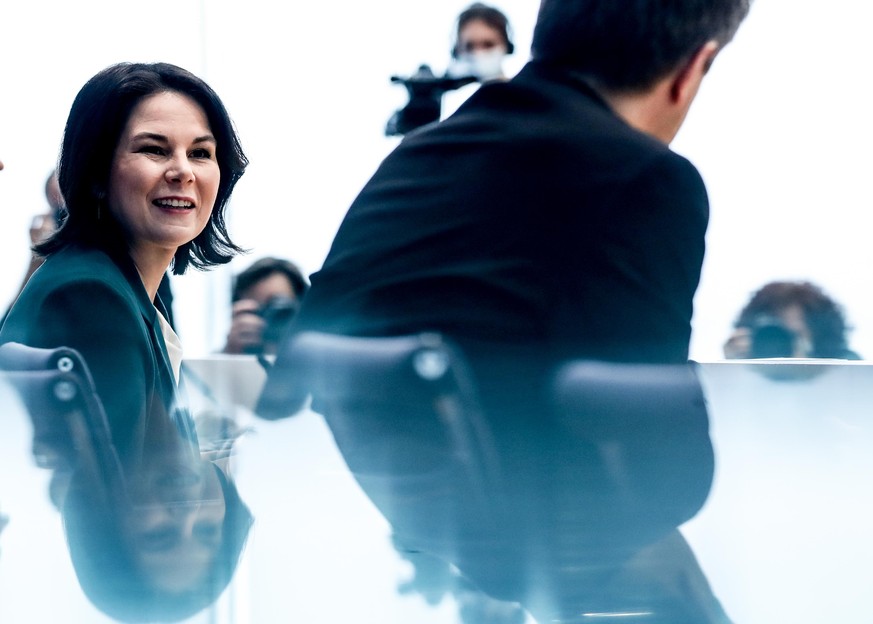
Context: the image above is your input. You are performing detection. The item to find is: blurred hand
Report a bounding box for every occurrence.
[722,327,751,359]
[29,213,57,246]
[222,299,266,354]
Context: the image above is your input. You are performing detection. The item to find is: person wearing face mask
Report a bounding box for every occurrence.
[448,3,515,83]
[386,4,515,136]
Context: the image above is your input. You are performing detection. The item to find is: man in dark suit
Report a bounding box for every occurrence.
[282,1,751,621]
[292,0,750,384]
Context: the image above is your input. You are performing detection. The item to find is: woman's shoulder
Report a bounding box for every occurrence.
[30,246,134,294]
[45,245,124,275]
[1,247,145,347]
[7,247,142,324]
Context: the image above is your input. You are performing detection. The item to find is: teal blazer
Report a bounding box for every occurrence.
[0,244,185,468]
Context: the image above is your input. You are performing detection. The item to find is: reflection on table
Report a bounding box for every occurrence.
[2,357,872,622]
[0,350,253,624]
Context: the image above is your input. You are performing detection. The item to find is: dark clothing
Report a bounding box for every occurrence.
[294,61,708,375]
[157,273,176,331]
[284,61,721,622]
[0,244,186,469]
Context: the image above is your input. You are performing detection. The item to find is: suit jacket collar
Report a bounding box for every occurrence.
[516,60,614,112]
[100,245,178,392]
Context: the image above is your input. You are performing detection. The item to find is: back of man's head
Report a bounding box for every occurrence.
[531,0,751,93]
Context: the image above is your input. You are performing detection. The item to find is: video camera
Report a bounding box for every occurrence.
[385,64,477,137]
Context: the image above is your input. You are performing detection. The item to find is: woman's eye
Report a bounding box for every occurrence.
[191,148,213,159]
[139,145,165,156]
[193,521,222,546]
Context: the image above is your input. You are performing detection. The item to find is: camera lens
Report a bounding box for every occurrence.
[260,297,299,350]
[749,318,797,358]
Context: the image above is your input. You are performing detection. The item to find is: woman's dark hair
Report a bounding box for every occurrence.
[453,3,515,58]
[62,461,254,622]
[231,256,309,303]
[38,62,248,275]
[531,0,751,92]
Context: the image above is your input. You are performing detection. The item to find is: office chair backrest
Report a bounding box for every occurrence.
[552,361,709,438]
[0,342,124,501]
[257,331,492,468]
[256,331,504,553]
[257,331,479,420]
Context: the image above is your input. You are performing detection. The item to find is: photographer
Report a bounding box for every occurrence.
[723,280,860,360]
[448,3,515,83]
[16,170,66,298]
[222,257,309,356]
[385,3,515,136]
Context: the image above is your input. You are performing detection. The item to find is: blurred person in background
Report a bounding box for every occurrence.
[448,3,515,83]
[222,256,308,356]
[6,169,66,308]
[723,279,860,359]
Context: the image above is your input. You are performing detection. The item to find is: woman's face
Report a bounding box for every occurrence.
[457,19,508,57]
[125,456,227,592]
[108,91,219,263]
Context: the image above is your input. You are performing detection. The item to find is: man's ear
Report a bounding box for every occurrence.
[670,40,720,106]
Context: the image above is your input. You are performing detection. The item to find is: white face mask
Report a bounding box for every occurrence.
[449,49,506,82]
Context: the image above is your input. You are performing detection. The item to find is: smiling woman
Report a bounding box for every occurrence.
[108,91,222,296]
[0,62,251,622]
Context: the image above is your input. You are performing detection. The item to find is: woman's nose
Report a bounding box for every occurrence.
[165,153,194,184]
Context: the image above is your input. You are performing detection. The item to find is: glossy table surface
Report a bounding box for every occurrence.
[1,357,871,623]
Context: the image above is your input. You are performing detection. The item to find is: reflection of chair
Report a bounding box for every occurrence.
[256,330,505,550]
[0,342,123,501]
[256,330,500,479]
[256,333,719,620]
[549,360,715,543]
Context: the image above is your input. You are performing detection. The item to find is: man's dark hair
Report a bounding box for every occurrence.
[38,62,248,275]
[735,280,853,359]
[453,3,515,58]
[531,0,751,92]
[231,256,309,303]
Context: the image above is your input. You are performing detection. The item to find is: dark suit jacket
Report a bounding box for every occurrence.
[0,244,182,469]
[293,61,708,381]
[282,62,718,617]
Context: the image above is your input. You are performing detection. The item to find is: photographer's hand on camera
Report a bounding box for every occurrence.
[723,317,813,359]
[722,327,753,359]
[223,299,268,355]
[30,213,58,246]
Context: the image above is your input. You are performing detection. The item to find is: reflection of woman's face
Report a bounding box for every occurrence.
[108,91,220,265]
[124,458,227,592]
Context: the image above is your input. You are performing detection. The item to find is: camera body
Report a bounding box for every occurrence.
[252,296,299,355]
[748,316,806,359]
[385,64,477,136]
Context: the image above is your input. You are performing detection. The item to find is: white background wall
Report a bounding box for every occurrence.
[2,1,871,361]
